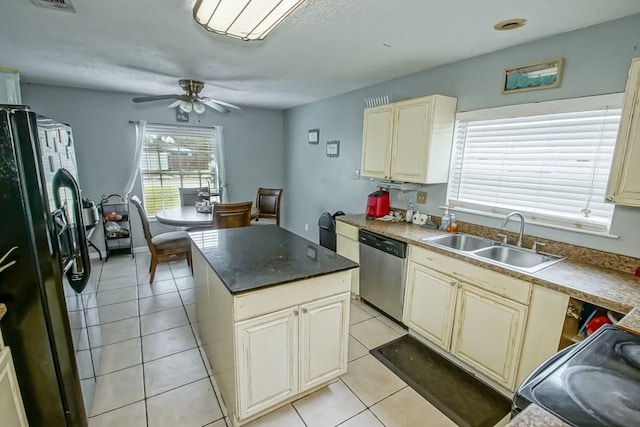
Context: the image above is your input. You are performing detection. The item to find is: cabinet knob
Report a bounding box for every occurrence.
[302,308,308,314]
[457,283,462,289]
[450,281,456,286]
[294,310,299,316]
[606,195,614,202]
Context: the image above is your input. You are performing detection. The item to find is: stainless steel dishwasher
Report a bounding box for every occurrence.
[359,229,408,322]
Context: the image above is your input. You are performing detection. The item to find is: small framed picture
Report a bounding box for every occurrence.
[503,58,564,94]
[176,107,190,122]
[326,140,340,158]
[308,129,320,145]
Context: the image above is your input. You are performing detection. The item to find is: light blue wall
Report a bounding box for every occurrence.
[283,14,640,257]
[22,84,284,251]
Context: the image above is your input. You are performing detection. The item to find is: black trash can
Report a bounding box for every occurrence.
[318,211,345,252]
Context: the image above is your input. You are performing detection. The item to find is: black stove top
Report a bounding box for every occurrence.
[515,325,640,426]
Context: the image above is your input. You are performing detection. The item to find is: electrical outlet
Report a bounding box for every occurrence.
[354,169,360,180]
[397,191,405,201]
[417,191,427,204]
[304,223,309,231]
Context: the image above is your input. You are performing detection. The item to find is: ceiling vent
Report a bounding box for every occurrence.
[494,18,526,31]
[31,0,75,13]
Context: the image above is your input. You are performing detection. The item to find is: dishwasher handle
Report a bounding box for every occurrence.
[359,230,407,258]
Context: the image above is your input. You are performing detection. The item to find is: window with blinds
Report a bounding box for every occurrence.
[139,123,223,216]
[447,94,623,232]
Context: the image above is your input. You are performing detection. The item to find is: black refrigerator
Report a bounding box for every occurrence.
[0,105,98,426]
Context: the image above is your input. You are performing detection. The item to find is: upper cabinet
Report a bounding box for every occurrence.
[361,95,457,184]
[607,57,640,206]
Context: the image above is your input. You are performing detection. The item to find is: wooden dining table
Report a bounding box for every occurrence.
[155,206,259,227]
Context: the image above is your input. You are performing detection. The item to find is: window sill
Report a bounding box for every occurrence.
[441,206,619,239]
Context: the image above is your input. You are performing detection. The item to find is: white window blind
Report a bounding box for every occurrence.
[448,94,623,232]
[139,123,224,216]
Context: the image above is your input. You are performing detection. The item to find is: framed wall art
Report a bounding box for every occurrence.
[326,140,340,158]
[503,58,564,94]
[175,107,190,122]
[308,128,320,145]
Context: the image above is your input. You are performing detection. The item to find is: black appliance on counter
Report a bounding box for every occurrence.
[512,325,640,426]
[0,105,98,426]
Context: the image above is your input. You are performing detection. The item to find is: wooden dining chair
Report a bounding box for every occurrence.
[255,188,283,225]
[179,187,209,206]
[213,201,253,229]
[130,196,192,283]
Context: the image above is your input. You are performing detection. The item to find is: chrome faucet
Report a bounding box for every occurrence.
[501,212,525,247]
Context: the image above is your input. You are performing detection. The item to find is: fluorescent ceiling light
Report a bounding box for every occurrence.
[193,0,306,41]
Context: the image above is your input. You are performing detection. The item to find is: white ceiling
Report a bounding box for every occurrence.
[2,0,640,110]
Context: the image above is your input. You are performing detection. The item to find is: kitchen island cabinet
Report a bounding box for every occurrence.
[189,225,357,426]
[0,305,29,427]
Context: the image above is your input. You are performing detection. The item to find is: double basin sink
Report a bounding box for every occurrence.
[423,233,563,273]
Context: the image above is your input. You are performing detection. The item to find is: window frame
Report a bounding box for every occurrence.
[446,93,624,234]
[137,123,224,218]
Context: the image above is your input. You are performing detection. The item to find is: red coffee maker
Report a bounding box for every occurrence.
[366,190,390,219]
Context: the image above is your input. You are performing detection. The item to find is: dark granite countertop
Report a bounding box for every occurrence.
[188,225,358,294]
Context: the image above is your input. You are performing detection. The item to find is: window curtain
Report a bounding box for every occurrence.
[213,126,228,203]
[124,120,146,200]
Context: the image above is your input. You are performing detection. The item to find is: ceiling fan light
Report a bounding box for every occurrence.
[193,0,306,41]
[179,101,193,113]
[193,101,206,114]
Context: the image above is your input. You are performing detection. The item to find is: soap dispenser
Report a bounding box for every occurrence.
[406,200,414,223]
[440,208,450,231]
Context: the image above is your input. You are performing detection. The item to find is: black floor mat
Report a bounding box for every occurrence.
[370,335,511,427]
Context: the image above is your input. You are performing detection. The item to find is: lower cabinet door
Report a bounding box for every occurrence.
[403,263,457,351]
[236,308,299,419]
[0,347,28,427]
[451,284,527,390]
[299,293,350,392]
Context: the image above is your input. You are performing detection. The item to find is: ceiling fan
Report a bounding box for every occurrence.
[132,79,241,114]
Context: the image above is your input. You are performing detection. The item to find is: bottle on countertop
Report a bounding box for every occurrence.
[406,200,414,223]
[440,208,450,231]
[448,213,458,233]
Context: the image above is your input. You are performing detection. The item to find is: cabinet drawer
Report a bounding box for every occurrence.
[234,270,351,321]
[410,245,531,305]
[336,222,358,240]
[336,235,359,262]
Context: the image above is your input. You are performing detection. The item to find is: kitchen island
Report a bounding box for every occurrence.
[189,225,358,426]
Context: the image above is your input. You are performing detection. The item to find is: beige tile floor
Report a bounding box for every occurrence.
[86,254,508,427]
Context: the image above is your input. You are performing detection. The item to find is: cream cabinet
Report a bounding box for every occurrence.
[336,222,360,295]
[450,284,527,390]
[299,294,350,391]
[403,263,457,351]
[235,293,350,420]
[236,308,299,418]
[361,105,394,179]
[193,247,352,426]
[361,95,457,184]
[404,245,530,391]
[607,57,640,206]
[0,317,29,427]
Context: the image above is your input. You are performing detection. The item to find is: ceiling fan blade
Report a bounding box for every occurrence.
[132,94,182,103]
[201,99,230,114]
[201,97,242,110]
[167,100,181,108]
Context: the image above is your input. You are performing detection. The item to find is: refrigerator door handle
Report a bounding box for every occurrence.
[52,168,91,293]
